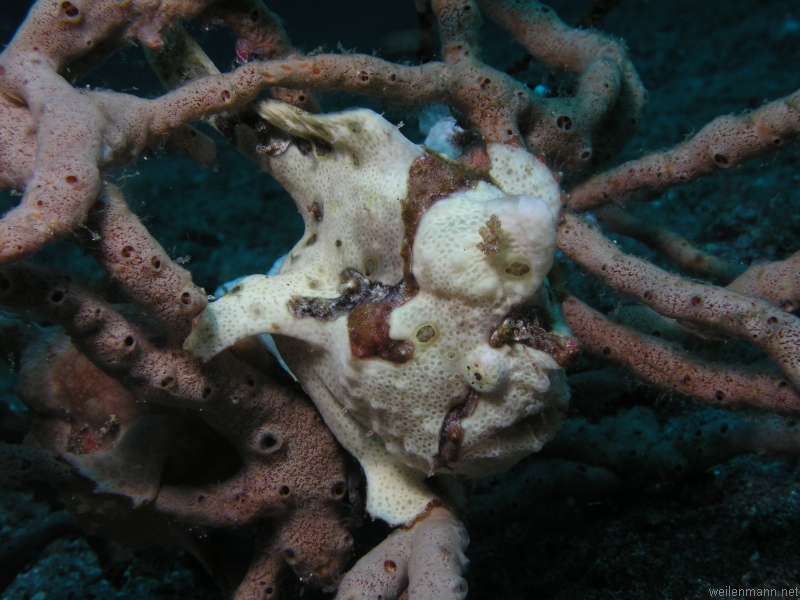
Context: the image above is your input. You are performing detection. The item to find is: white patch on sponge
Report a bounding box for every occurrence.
[185,104,571,525]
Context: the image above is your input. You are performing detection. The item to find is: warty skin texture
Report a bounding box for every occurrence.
[184,101,574,526]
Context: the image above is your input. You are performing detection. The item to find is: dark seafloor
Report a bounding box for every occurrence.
[1,1,799,599]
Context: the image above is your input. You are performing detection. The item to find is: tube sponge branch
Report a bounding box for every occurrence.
[0,0,798,598]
